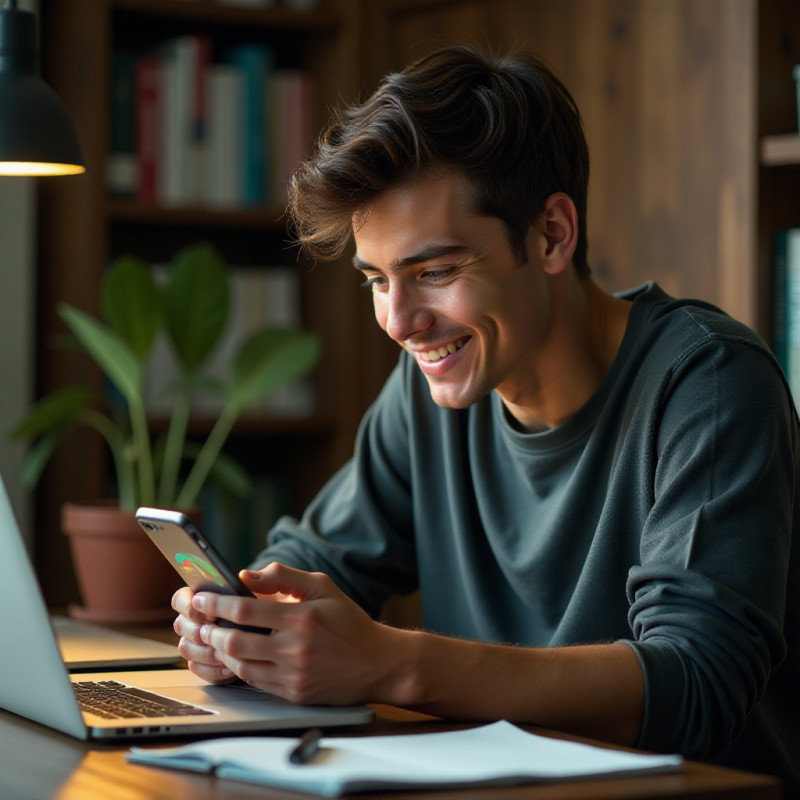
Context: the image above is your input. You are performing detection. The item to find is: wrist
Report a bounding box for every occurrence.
[371,624,426,707]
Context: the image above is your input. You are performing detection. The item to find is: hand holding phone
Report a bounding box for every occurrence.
[136,507,268,633]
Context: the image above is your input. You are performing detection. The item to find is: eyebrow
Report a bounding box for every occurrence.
[352,244,469,273]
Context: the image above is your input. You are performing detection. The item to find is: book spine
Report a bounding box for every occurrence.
[204,63,245,208]
[787,229,800,410]
[158,35,210,207]
[135,56,160,204]
[230,45,274,207]
[773,230,788,375]
[188,35,213,203]
[108,51,137,198]
[272,70,305,204]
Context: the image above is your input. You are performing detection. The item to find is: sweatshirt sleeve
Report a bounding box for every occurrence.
[624,333,796,759]
[248,356,419,617]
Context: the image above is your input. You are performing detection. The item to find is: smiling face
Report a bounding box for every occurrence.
[353,170,557,414]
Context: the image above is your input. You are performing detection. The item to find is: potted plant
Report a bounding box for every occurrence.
[11,242,321,622]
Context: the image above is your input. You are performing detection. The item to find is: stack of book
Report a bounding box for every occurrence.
[108,37,316,209]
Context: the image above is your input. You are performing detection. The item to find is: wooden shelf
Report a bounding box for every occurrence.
[111,0,341,30]
[107,200,290,230]
[148,413,335,436]
[761,134,800,166]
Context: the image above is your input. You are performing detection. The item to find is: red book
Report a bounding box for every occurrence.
[135,56,160,204]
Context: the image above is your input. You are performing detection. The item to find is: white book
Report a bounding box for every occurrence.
[204,64,245,208]
[262,267,315,418]
[157,36,207,207]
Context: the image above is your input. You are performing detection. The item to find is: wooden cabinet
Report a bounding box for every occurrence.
[35,0,371,606]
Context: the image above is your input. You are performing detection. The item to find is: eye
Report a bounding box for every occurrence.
[422,267,455,283]
[360,273,388,291]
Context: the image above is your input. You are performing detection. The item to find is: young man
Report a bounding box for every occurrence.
[173,46,800,789]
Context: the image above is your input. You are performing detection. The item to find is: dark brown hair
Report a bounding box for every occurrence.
[289,44,591,276]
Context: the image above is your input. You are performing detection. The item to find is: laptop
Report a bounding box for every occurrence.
[0,479,374,741]
[52,615,182,670]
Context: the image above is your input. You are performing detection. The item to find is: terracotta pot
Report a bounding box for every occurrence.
[61,502,185,625]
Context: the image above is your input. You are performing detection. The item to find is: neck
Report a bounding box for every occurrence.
[501,277,631,432]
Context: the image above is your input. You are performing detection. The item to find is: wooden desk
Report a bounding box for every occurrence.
[0,699,781,799]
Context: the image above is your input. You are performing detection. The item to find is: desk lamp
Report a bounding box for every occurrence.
[0,0,84,176]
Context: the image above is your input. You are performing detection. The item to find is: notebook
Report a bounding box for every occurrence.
[127,720,684,797]
[0,478,374,741]
[52,615,181,670]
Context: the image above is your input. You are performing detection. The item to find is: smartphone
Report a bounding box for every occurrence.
[135,507,267,633]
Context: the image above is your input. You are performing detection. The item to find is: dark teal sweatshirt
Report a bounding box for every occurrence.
[254,283,800,792]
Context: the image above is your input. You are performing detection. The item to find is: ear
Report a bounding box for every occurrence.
[539,192,579,276]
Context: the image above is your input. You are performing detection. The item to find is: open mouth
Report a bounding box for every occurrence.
[419,337,468,363]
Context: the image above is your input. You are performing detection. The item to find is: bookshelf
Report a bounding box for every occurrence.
[34,0,369,607]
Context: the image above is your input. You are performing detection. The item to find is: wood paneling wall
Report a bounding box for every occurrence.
[360,0,760,384]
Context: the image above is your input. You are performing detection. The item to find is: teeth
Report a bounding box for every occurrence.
[420,338,465,362]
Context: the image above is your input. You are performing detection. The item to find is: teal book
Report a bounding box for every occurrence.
[774,230,789,375]
[787,228,800,409]
[230,44,275,206]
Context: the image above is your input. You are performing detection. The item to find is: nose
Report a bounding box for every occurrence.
[377,283,434,343]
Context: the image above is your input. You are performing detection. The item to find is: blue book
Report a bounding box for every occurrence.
[230,44,275,206]
[786,229,800,409]
[773,230,789,375]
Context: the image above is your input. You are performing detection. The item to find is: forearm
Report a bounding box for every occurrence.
[380,627,644,747]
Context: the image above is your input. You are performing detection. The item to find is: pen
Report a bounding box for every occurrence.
[289,728,323,765]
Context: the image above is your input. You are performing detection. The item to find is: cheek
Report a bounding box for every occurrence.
[372,293,388,330]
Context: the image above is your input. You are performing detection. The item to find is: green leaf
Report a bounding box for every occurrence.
[9,386,92,440]
[229,329,321,411]
[58,304,143,404]
[183,442,252,497]
[165,242,230,372]
[101,255,164,360]
[20,427,71,487]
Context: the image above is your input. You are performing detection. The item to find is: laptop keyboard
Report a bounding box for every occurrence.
[73,680,213,719]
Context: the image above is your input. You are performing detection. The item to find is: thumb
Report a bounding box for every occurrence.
[239,562,323,601]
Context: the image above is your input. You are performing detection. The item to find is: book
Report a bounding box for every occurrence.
[786,229,800,409]
[157,35,212,207]
[230,44,275,206]
[773,230,789,375]
[107,51,137,197]
[204,63,245,208]
[127,720,683,797]
[271,69,316,203]
[774,229,800,409]
[135,56,160,204]
[261,265,316,417]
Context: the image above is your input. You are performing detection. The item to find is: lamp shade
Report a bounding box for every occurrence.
[0,0,84,176]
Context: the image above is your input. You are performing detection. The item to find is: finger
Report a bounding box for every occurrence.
[173,586,214,624]
[185,658,237,685]
[172,586,194,615]
[200,623,274,663]
[173,612,205,644]
[193,591,282,631]
[240,563,335,601]
[177,635,227,667]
